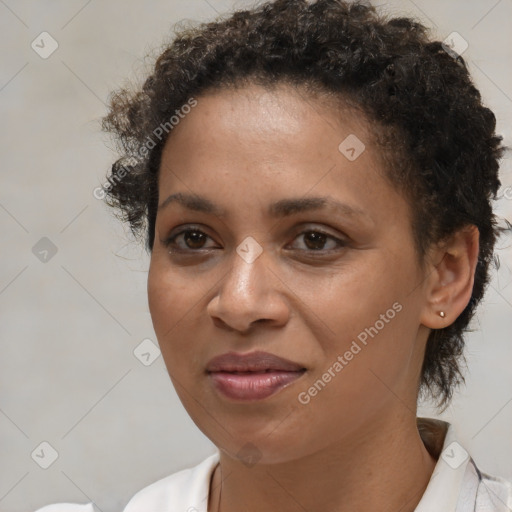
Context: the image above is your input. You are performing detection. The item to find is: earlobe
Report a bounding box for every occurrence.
[420,225,480,329]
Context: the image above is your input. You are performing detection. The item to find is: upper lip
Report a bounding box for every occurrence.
[206,351,306,373]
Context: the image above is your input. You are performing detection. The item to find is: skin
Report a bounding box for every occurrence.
[147,83,479,512]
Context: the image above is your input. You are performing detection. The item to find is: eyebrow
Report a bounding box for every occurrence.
[158,192,371,224]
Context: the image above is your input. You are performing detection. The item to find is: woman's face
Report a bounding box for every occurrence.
[148,83,431,463]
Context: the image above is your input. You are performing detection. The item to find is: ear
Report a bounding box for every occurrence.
[420,225,480,329]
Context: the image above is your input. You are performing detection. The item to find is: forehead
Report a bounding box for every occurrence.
[174,82,368,139]
[157,83,408,229]
[159,83,376,178]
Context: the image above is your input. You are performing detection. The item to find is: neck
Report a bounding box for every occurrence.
[209,413,438,512]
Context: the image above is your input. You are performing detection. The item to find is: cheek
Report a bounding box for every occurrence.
[303,254,420,386]
[147,256,216,374]
[147,262,172,333]
[147,254,200,328]
[147,259,193,353]
[295,256,403,340]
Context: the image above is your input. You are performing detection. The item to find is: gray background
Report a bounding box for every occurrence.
[1,1,511,511]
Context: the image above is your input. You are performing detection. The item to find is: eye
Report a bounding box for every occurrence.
[163,226,346,254]
[288,230,346,252]
[164,227,217,252]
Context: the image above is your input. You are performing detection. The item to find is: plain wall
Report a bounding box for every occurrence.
[1,1,511,511]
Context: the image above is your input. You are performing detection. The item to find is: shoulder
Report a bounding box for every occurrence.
[122,452,220,512]
[475,468,512,511]
[33,452,220,512]
[34,505,98,512]
[415,418,512,512]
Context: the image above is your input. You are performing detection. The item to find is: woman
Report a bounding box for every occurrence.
[36,0,511,510]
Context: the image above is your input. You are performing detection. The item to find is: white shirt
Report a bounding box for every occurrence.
[35,418,512,512]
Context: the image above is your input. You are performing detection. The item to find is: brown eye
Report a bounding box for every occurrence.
[291,230,346,252]
[164,228,216,251]
[303,232,328,250]
[182,230,208,249]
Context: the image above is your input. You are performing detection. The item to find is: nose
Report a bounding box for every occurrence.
[206,247,290,333]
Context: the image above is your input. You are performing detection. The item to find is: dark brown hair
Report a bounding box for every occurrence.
[101,0,508,408]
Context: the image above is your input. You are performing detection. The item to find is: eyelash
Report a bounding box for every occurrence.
[163,226,347,255]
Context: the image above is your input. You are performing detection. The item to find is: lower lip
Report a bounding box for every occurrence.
[209,371,305,401]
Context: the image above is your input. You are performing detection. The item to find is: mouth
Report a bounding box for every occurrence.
[206,351,307,401]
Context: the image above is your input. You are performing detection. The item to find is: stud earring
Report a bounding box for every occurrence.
[439,311,446,318]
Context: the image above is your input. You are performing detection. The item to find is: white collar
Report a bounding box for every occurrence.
[122,418,505,512]
[415,417,475,512]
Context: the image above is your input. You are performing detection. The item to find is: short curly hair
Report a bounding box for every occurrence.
[101,0,506,408]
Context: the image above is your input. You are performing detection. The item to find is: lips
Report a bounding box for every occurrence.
[206,351,306,401]
[206,351,305,372]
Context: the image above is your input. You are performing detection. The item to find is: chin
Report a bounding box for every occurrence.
[196,412,320,466]
[217,436,310,466]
